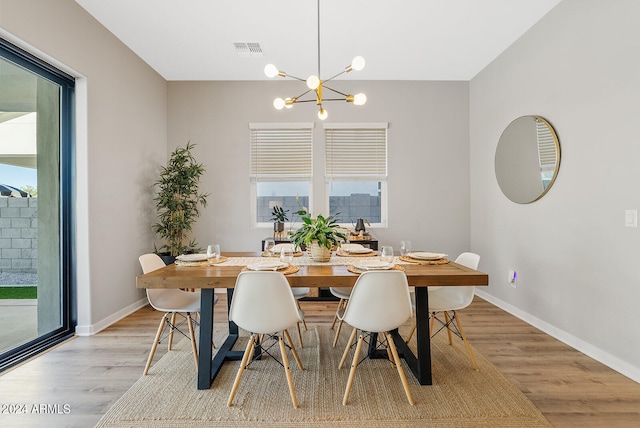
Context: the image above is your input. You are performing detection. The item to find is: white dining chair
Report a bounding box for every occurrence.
[227,271,305,408]
[139,253,218,375]
[265,242,309,347]
[337,270,415,405]
[406,252,480,371]
[330,243,367,347]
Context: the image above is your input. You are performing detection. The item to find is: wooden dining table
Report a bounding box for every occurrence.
[136,252,488,390]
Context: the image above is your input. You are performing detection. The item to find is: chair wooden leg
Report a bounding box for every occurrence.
[296,322,304,348]
[385,332,415,405]
[278,335,299,408]
[406,322,416,343]
[168,312,177,350]
[296,300,308,331]
[339,327,358,369]
[430,312,436,337]
[330,299,344,329]
[333,317,345,348]
[228,335,257,406]
[343,334,364,405]
[244,336,256,369]
[454,312,479,371]
[385,337,395,368]
[444,311,453,345]
[144,313,168,375]
[187,312,198,371]
[283,329,304,370]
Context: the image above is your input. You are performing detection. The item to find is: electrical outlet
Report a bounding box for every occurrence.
[508,270,517,288]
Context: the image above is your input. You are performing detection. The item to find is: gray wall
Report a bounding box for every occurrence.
[470,0,640,381]
[167,80,471,256]
[0,0,168,333]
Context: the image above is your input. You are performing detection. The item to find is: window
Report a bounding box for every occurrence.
[324,123,388,226]
[250,123,313,226]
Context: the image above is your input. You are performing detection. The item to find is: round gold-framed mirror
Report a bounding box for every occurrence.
[494,115,561,204]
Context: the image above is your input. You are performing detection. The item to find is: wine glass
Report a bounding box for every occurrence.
[380,246,394,263]
[207,244,220,261]
[263,238,275,254]
[280,246,294,265]
[400,240,412,256]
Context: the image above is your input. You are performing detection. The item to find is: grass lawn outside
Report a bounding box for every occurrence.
[0,286,37,299]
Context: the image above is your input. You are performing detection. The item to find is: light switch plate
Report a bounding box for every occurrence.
[625,210,637,228]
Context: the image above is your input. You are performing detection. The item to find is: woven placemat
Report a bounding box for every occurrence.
[335,249,378,257]
[241,264,300,275]
[347,264,405,274]
[174,256,229,267]
[261,251,304,257]
[399,255,449,265]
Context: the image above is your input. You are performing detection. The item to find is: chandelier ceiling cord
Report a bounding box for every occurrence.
[264,0,367,120]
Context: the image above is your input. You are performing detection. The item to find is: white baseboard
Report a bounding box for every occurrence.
[475,289,640,384]
[75,297,149,336]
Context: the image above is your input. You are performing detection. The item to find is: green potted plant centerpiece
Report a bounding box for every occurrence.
[290,210,346,262]
[153,142,209,264]
[271,206,289,239]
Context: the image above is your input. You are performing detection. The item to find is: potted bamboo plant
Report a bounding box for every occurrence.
[290,210,346,262]
[153,142,209,263]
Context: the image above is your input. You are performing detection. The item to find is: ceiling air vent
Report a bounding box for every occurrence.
[234,42,263,58]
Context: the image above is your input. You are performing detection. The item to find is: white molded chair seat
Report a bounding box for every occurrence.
[337,270,415,405]
[139,253,218,375]
[406,252,480,371]
[227,271,304,408]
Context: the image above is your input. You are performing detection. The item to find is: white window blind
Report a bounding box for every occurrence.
[249,123,313,181]
[536,118,557,168]
[324,123,388,180]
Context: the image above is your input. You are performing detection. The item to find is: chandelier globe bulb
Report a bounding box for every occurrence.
[351,56,365,71]
[273,98,286,110]
[318,107,328,120]
[306,75,320,90]
[353,93,367,106]
[264,64,279,78]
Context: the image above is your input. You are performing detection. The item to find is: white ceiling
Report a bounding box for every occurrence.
[75,0,562,81]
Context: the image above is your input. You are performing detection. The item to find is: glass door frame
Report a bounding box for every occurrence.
[0,37,76,371]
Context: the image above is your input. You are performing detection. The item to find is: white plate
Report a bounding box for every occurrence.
[347,248,373,254]
[355,261,394,270]
[340,244,365,251]
[176,254,209,262]
[246,261,289,271]
[408,252,447,260]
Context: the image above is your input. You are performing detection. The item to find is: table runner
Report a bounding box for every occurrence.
[211,255,411,267]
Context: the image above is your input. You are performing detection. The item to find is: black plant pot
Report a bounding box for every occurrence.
[274,221,285,232]
[157,253,176,265]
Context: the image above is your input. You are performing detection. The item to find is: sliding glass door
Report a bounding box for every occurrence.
[0,38,75,370]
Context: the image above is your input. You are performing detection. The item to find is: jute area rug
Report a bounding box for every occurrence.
[97,324,551,427]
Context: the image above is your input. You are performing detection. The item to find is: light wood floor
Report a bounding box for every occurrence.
[0,294,639,427]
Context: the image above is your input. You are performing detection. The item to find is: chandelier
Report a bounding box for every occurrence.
[264,0,367,120]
